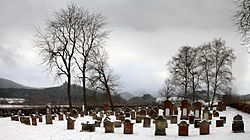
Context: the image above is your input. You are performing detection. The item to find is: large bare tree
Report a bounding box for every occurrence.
[73,10,109,114]
[159,78,176,100]
[34,4,88,112]
[88,50,120,111]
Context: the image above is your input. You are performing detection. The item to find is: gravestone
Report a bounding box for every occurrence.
[178,121,189,136]
[131,111,136,120]
[154,106,159,114]
[213,111,219,117]
[181,100,190,120]
[232,114,244,133]
[194,119,201,128]
[217,102,223,111]
[67,117,75,129]
[163,100,173,119]
[58,112,64,121]
[100,111,104,118]
[119,115,125,122]
[46,105,52,124]
[155,116,166,136]
[222,103,226,111]
[173,106,178,115]
[104,104,109,112]
[136,115,142,123]
[220,116,226,124]
[81,121,95,132]
[216,119,224,127]
[140,109,147,118]
[114,120,122,127]
[115,113,120,120]
[31,115,37,126]
[71,109,78,118]
[51,114,56,120]
[199,120,210,135]
[189,114,195,124]
[125,112,130,118]
[95,120,101,127]
[124,119,134,134]
[170,115,177,124]
[203,106,209,120]
[143,116,151,127]
[193,102,202,119]
[24,117,30,125]
[38,115,42,122]
[104,120,114,133]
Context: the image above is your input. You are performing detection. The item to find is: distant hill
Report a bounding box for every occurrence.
[120,92,135,100]
[0,78,32,89]
[240,94,250,100]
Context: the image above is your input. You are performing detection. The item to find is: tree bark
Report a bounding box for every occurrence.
[67,74,73,113]
[82,71,88,114]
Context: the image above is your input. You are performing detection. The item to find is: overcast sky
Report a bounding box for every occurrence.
[0,0,249,96]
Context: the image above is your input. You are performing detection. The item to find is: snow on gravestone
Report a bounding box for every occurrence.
[163,100,173,119]
[232,114,244,133]
[199,120,210,135]
[181,100,190,120]
[124,119,134,134]
[178,121,189,136]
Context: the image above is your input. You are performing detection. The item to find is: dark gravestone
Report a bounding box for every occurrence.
[181,100,190,120]
[163,100,173,119]
[194,119,201,128]
[58,113,64,121]
[232,114,244,133]
[95,120,101,127]
[119,115,125,122]
[200,120,210,135]
[115,113,120,120]
[170,115,177,124]
[203,106,209,120]
[125,112,130,118]
[220,116,226,124]
[104,120,114,133]
[213,111,219,117]
[136,115,142,123]
[31,115,37,126]
[143,116,151,127]
[67,117,75,130]
[24,117,30,125]
[155,116,166,136]
[131,111,136,120]
[192,102,202,119]
[46,105,52,124]
[217,102,223,111]
[140,109,147,118]
[124,119,134,134]
[51,114,56,120]
[71,109,78,118]
[216,119,224,127]
[38,115,42,122]
[189,114,195,124]
[173,106,178,115]
[104,104,109,112]
[81,121,95,132]
[178,121,189,136]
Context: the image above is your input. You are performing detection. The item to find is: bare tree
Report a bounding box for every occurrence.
[73,9,109,113]
[34,4,85,112]
[159,78,176,100]
[209,39,236,108]
[88,50,120,111]
[233,0,250,51]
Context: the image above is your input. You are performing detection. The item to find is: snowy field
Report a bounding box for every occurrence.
[0,107,249,140]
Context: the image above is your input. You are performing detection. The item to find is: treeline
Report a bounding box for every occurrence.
[160,38,236,108]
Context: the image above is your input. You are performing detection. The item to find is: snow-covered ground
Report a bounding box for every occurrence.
[0,107,249,140]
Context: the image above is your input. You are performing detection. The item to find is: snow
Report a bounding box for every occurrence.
[1,107,250,140]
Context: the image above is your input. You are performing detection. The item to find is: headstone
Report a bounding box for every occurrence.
[194,119,201,128]
[104,120,114,133]
[163,100,173,119]
[115,113,120,120]
[213,111,219,117]
[38,115,42,122]
[95,120,101,127]
[217,102,223,111]
[220,116,226,124]
[170,115,177,124]
[216,119,224,127]
[173,106,178,115]
[155,116,166,136]
[52,114,56,120]
[71,109,78,118]
[104,104,109,112]
[140,109,147,118]
[119,115,125,122]
[232,114,244,133]
[143,116,151,127]
[124,119,134,134]
[125,112,130,118]
[131,111,136,120]
[67,117,75,129]
[31,115,37,126]
[24,117,31,125]
[199,120,210,135]
[81,121,95,132]
[203,106,209,120]
[189,114,195,124]
[154,106,159,114]
[58,112,64,121]
[181,100,190,120]
[136,115,142,123]
[178,121,189,136]
[46,105,52,124]
[222,103,226,111]
[193,102,202,119]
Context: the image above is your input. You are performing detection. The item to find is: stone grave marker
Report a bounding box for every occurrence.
[67,117,75,129]
[31,115,37,126]
[199,120,210,135]
[136,115,142,123]
[71,109,78,118]
[104,120,114,133]
[213,111,219,117]
[189,114,195,124]
[163,100,173,119]
[178,121,189,136]
[192,102,202,119]
[181,100,190,120]
[220,116,226,124]
[203,106,209,120]
[46,105,52,124]
[155,115,166,136]
[58,112,64,121]
[170,115,177,124]
[173,106,178,115]
[81,121,95,132]
[125,112,130,118]
[124,119,134,134]
[104,104,109,112]
[24,117,30,125]
[95,120,101,127]
[143,116,151,127]
[131,111,136,120]
[216,119,224,127]
[38,115,42,122]
[194,119,201,128]
[232,114,244,133]
[114,120,122,127]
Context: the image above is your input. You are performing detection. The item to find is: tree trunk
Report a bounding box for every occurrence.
[192,75,195,103]
[67,74,73,113]
[106,86,114,111]
[82,71,88,115]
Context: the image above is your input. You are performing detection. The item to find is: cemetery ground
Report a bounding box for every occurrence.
[0,106,249,140]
